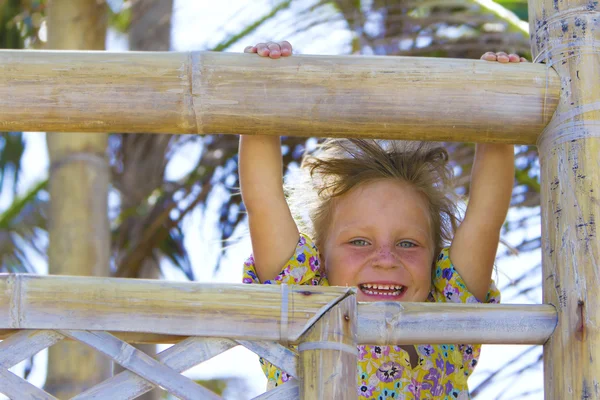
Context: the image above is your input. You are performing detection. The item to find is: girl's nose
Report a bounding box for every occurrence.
[372,246,399,269]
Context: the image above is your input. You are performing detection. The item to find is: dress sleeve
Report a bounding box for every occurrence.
[242,233,325,286]
[430,247,501,377]
[431,247,501,305]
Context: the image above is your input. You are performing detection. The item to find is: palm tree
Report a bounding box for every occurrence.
[42,0,112,397]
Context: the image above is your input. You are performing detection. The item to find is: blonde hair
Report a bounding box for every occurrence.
[286,139,460,257]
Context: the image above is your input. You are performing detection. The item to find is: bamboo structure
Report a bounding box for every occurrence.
[0,273,557,399]
[43,0,112,397]
[529,1,600,398]
[0,50,559,143]
[0,0,597,398]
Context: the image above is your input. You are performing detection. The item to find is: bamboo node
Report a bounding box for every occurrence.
[7,274,23,329]
[297,341,358,356]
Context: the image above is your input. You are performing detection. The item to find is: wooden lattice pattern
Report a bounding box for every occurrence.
[0,330,299,400]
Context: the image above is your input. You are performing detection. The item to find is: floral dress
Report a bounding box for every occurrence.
[243,233,501,399]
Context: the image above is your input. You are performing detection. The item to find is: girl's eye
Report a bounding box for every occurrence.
[398,241,416,248]
[350,239,370,246]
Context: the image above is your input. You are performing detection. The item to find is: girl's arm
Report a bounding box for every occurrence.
[239,41,299,283]
[450,51,523,301]
[450,143,514,302]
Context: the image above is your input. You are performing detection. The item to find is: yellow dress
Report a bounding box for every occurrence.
[242,233,501,399]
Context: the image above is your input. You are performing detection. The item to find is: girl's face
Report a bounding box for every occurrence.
[322,179,435,302]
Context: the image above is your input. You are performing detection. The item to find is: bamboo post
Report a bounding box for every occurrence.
[0,50,559,143]
[528,0,600,398]
[299,295,357,399]
[43,1,112,397]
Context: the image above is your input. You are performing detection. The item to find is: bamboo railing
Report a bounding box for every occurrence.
[0,274,557,399]
[0,49,559,144]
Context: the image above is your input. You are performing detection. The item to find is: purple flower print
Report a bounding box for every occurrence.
[442,267,454,280]
[281,372,291,383]
[244,255,255,266]
[418,344,435,357]
[462,345,474,363]
[242,277,253,284]
[444,283,460,302]
[446,360,455,375]
[376,361,403,382]
[358,382,375,397]
[423,368,443,396]
[357,345,368,361]
[297,253,306,263]
[407,378,422,398]
[445,381,454,395]
[309,256,320,272]
[298,236,306,246]
[370,346,389,359]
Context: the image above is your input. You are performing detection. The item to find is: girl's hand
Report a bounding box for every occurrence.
[244,41,293,59]
[481,51,527,63]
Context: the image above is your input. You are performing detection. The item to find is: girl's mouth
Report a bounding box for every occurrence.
[358,283,405,298]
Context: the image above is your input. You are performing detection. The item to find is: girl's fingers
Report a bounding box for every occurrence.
[496,51,509,63]
[481,52,497,61]
[244,46,257,53]
[508,53,520,62]
[267,42,281,59]
[520,57,529,62]
[280,40,293,56]
[481,52,495,60]
[255,43,270,57]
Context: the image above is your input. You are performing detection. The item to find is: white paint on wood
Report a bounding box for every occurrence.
[0,330,64,369]
[237,341,298,377]
[0,367,58,400]
[73,337,237,399]
[61,330,221,400]
[252,379,299,400]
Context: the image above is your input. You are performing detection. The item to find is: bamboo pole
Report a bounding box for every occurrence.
[0,49,559,144]
[43,1,112,397]
[0,274,557,345]
[299,295,357,399]
[528,0,600,398]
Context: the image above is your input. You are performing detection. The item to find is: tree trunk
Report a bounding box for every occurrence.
[111,2,175,399]
[43,1,111,397]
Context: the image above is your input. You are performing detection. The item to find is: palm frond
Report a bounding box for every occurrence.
[0,179,48,273]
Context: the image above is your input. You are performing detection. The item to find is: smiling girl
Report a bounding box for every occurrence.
[241,41,519,399]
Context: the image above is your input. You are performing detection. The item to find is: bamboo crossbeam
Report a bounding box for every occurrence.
[0,49,559,144]
[0,274,556,345]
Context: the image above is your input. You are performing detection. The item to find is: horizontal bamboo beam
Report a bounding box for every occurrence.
[358,301,557,345]
[0,274,556,345]
[0,50,560,144]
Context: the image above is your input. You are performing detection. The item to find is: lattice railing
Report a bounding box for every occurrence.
[0,274,557,399]
[0,330,300,399]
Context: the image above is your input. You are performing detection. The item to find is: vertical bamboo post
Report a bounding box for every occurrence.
[43,1,112,397]
[299,295,358,399]
[528,0,600,398]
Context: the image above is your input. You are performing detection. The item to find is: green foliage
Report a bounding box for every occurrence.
[494,0,529,20]
[108,3,131,33]
[0,179,47,273]
[211,0,292,52]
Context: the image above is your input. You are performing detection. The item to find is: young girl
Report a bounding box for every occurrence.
[241,41,521,399]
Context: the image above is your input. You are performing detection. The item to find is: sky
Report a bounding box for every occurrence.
[3,1,545,399]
